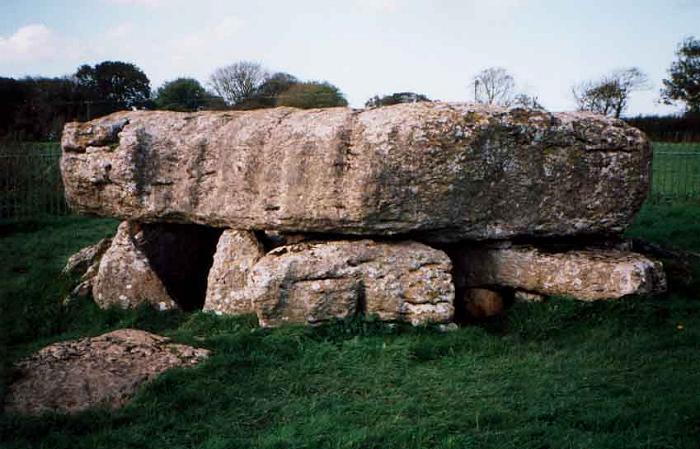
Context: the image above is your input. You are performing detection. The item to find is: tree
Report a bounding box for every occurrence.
[155,78,210,111]
[276,81,348,109]
[208,61,269,106]
[661,36,700,114]
[365,92,430,108]
[3,76,87,140]
[235,72,299,110]
[511,93,545,110]
[0,77,27,138]
[75,61,151,116]
[572,68,648,118]
[471,67,516,106]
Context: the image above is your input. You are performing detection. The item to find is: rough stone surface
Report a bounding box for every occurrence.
[513,290,545,302]
[243,240,455,327]
[462,288,504,318]
[61,102,651,242]
[456,245,667,301]
[93,221,177,310]
[4,329,209,415]
[63,238,112,277]
[203,230,265,315]
[63,238,113,302]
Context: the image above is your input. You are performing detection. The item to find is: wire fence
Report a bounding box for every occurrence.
[0,142,68,221]
[649,142,700,202]
[0,141,698,221]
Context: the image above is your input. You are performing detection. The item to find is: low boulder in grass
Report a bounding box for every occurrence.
[3,329,209,415]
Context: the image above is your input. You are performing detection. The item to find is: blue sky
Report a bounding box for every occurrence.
[1,0,697,114]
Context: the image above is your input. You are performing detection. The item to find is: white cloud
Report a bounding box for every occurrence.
[0,24,54,62]
[104,0,162,6]
[212,16,245,39]
[106,22,134,39]
[354,0,399,14]
[170,16,245,62]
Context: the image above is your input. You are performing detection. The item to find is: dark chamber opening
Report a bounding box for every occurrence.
[139,223,222,311]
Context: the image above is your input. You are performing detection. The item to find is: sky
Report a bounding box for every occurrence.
[0,0,698,115]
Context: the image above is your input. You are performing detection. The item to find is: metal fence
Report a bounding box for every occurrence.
[0,142,69,220]
[649,142,700,202]
[0,141,699,221]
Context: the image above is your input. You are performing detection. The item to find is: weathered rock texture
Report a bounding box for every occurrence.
[243,240,455,326]
[462,288,504,318]
[4,329,209,415]
[62,237,112,301]
[203,230,265,315]
[92,221,220,311]
[93,221,176,310]
[63,237,112,277]
[61,102,651,242]
[456,245,667,301]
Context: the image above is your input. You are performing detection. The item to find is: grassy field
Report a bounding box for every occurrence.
[0,202,699,449]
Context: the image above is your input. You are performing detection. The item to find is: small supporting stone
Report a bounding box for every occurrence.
[462,288,504,319]
[513,290,545,303]
[62,237,112,303]
[455,245,667,301]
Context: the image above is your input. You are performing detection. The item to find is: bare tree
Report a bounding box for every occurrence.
[208,61,270,106]
[511,93,545,110]
[572,67,649,118]
[471,67,516,106]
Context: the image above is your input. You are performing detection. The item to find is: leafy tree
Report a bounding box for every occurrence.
[365,92,430,108]
[235,72,299,110]
[572,68,648,118]
[0,77,27,138]
[75,61,151,116]
[661,36,700,114]
[209,61,269,106]
[155,78,210,111]
[276,81,348,109]
[2,77,87,140]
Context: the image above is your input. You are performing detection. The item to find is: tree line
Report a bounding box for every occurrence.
[1,36,698,141]
[0,61,350,141]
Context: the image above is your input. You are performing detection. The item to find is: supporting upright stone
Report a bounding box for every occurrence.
[203,230,266,315]
[92,221,177,310]
[244,240,455,327]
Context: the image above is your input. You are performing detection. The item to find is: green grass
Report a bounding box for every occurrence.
[1,205,700,449]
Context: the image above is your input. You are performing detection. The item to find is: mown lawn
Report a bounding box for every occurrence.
[1,203,699,449]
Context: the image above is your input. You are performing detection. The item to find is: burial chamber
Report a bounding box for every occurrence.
[61,102,666,326]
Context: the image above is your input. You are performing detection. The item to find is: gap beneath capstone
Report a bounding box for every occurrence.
[138,223,222,311]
